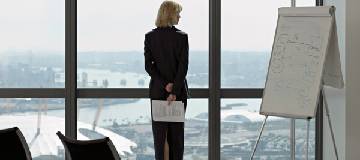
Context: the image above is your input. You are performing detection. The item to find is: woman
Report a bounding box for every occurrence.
[144,1,189,160]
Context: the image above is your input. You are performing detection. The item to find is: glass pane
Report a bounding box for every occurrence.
[295,119,315,159]
[221,0,290,88]
[0,98,65,160]
[220,99,314,159]
[77,0,208,88]
[77,98,208,159]
[297,0,316,6]
[0,1,65,88]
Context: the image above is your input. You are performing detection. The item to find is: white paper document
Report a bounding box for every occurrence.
[151,100,185,122]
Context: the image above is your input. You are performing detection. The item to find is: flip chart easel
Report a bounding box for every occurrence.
[250,6,343,160]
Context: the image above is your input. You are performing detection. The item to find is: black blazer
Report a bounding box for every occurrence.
[144,26,189,100]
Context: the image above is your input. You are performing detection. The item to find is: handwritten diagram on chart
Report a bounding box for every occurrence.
[261,17,331,118]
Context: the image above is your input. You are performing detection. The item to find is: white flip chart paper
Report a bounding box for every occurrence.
[260,6,343,118]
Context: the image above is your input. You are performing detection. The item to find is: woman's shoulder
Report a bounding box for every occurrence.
[145,27,187,38]
[144,28,164,37]
[145,29,156,36]
[173,27,187,36]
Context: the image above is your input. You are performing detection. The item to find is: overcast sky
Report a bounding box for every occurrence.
[0,0,314,53]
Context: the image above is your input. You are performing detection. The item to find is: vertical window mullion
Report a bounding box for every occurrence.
[209,0,221,159]
[65,0,77,140]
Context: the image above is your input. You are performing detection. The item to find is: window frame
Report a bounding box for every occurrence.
[0,0,323,160]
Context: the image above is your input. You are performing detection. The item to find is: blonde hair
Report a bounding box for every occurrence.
[155,1,182,27]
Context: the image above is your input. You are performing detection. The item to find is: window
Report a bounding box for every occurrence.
[295,119,316,159]
[0,0,322,160]
[0,1,65,88]
[220,99,316,159]
[0,98,65,159]
[220,99,289,159]
[77,0,208,88]
[220,1,318,159]
[297,0,316,6]
[78,98,208,159]
[221,0,290,88]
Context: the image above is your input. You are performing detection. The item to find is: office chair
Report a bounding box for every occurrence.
[0,127,32,160]
[56,131,121,160]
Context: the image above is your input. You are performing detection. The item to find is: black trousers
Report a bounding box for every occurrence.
[151,99,187,160]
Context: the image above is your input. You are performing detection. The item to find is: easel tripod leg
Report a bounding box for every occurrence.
[305,118,310,160]
[250,115,268,160]
[291,118,296,160]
